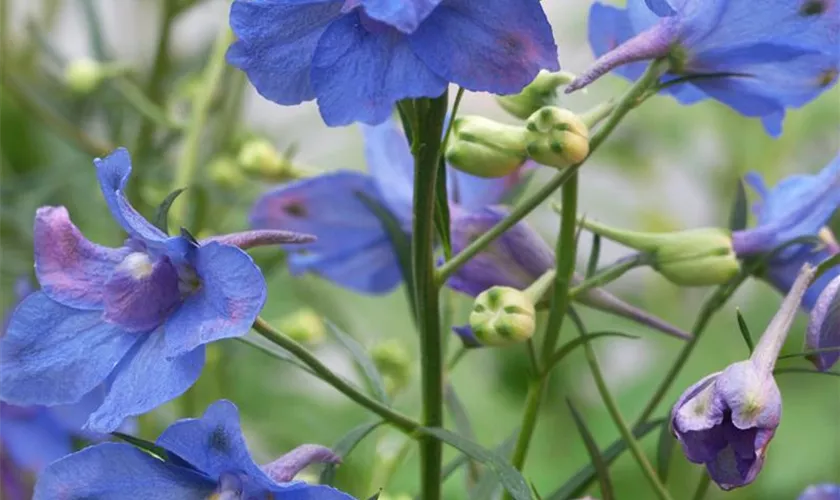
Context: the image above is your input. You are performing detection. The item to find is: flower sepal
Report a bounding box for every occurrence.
[496,70,575,119]
[445,116,529,178]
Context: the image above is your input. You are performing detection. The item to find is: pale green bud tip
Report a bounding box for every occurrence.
[370,340,412,394]
[524,107,590,169]
[445,116,528,179]
[237,139,286,178]
[209,157,246,189]
[469,286,536,346]
[496,70,575,119]
[652,228,740,286]
[277,309,325,345]
[64,58,106,94]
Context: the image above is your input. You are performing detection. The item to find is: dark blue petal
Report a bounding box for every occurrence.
[362,118,415,220]
[0,405,72,472]
[409,0,559,94]
[87,330,205,432]
[765,246,838,310]
[93,148,169,246]
[227,1,343,107]
[311,12,447,126]
[164,243,266,357]
[452,325,482,348]
[103,254,181,333]
[0,293,138,407]
[268,483,359,499]
[355,0,443,33]
[33,443,213,500]
[33,206,129,310]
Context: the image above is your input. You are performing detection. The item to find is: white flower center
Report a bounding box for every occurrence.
[119,252,154,280]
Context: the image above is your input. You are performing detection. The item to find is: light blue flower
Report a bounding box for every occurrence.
[798,483,840,500]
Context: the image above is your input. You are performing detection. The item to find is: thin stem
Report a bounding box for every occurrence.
[411,94,449,500]
[446,346,468,372]
[691,472,712,500]
[170,25,234,229]
[251,318,420,434]
[111,77,183,130]
[507,380,544,473]
[568,254,647,300]
[569,309,674,500]
[579,98,617,128]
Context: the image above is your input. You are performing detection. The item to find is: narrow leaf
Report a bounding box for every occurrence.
[815,252,840,280]
[567,400,615,500]
[152,188,186,234]
[444,384,480,482]
[422,427,531,500]
[441,427,518,483]
[435,160,453,260]
[774,367,840,378]
[778,346,840,360]
[367,492,382,500]
[234,335,315,376]
[735,308,754,354]
[655,420,676,483]
[325,321,390,404]
[586,233,601,278]
[320,420,384,485]
[544,331,639,375]
[728,179,748,232]
[111,432,170,461]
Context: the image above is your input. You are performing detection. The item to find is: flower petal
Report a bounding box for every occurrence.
[93,148,168,245]
[355,0,443,33]
[764,246,838,310]
[714,361,781,430]
[410,0,558,94]
[311,12,447,126]
[806,273,840,371]
[362,118,415,220]
[33,206,129,310]
[447,167,524,212]
[672,372,723,434]
[452,325,482,348]
[103,253,182,333]
[33,443,213,500]
[798,484,840,500]
[227,0,343,107]
[588,2,650,82]
[87,330,205,433]
[163,243,265,357]
[156,400,271,485]
[0,405,72,473]
[0,293,139,407]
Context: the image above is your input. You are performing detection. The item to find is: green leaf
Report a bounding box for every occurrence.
[544,331,639,375]
[435,158,453,260]
[444,384,480,482]
[567,400,614,500]
[815,252,840,280]
[545,419,667,500]
[655,419,676,484]
[152,188,186,234]
[586,233,601,279]
[111,432,170,461]
[325,321,390,404]
[367,492,382,500]
[422,427,531,500]
[320,420,384,485]
[728,179,748,232]
[440,427,519,485]
[735,308,754,354]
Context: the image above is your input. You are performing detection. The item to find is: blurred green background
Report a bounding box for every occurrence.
[1,1,838,499]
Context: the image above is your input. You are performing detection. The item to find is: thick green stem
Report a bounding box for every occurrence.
[411,94,449,500]
[251,318,420,434]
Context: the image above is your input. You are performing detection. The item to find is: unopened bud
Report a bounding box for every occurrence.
[237,139,299,181]
[524,107,590,168]
[470,286,536,346]
[64,58,107,94]
[370,340,412,395]
[496,70,575,119]
[445,116,529,178]
[209,156,247,189]
[277,309,325,345]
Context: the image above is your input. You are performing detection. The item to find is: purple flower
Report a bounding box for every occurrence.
[249,118,527,294]
[799,484,840,500]
[448,206,692,346]
[732,155,840,310]
[576,0,839,135]
[34,400,353,500]
[227,0,559,126]
[806,274,840,371]
[671,264,815,490]
[0,148,313,433]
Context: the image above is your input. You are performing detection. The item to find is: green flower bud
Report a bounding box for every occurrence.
[236,139,307,181]
[496,70,575,119]
[524,107,590,169]
[277,308,325,345]
[470,286,536,346]
[64,58,107,94]
[209,156,247,189]
[370,340,412,396]
[579,219,741,286]
[445,116,529,178]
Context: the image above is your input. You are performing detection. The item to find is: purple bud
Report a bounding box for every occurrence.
[806,273,840,371]
[798,484,840,500]
[261,444,340,482]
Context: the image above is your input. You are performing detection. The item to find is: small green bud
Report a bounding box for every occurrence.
[470,286,536,346]
[370,340,412,396]
[496,70,575,119]
[236,139,305,181]
[277,309,325,345]
[209,156,247,189]
[524,107,590,169]
[64,58,107,94]
[445,116,529,178]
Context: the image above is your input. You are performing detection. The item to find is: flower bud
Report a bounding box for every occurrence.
[209,156,247,189]
[469,286,536,346]
[445,116,529,178]
[524,107,590,168]
[578,219,740,286]
[370,340,412,396]
[277,308,325,345]
[805,273,840,371]
[64,58,107,94]
[237,139,300,181]
[496,70,575,119]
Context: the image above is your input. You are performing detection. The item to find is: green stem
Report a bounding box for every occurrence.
[251,317,420,434]
[170,25,234,229]
[112,77,183,130]
[411,94,449,500]
[691,473,711,500]
[436,60,667,285]
[567,254,647,300]
[507,380,544,473]
[569,309,674,500]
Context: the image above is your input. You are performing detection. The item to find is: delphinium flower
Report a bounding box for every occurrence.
[798,484,840,500]
[671,264,815,490]
[34,400,354,499]
[0,148,314,433]
[575,0,839,135]
[732,155,840,369]
[226,0,559,126]
[249,117,529,294]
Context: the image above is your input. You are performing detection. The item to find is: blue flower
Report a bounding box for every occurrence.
[575,0,839,135]
[0,148,313,433]
[249,118,528,294]
[34,400,354,500]
[798,484,840,500]
[731,155,840,309]
[227,0,559,126]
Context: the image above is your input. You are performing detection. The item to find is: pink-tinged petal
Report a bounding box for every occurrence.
[203,229,316,250]
[102,254,182,333]
[0,293,139,407]
[163,243,265,358]
[34,206,129,310]
[261,445,340,482]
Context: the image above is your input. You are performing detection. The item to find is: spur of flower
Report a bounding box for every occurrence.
[0,148,313,433]
[34,400,354,499]
[227,0,559,126]
[577,0,839,135]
